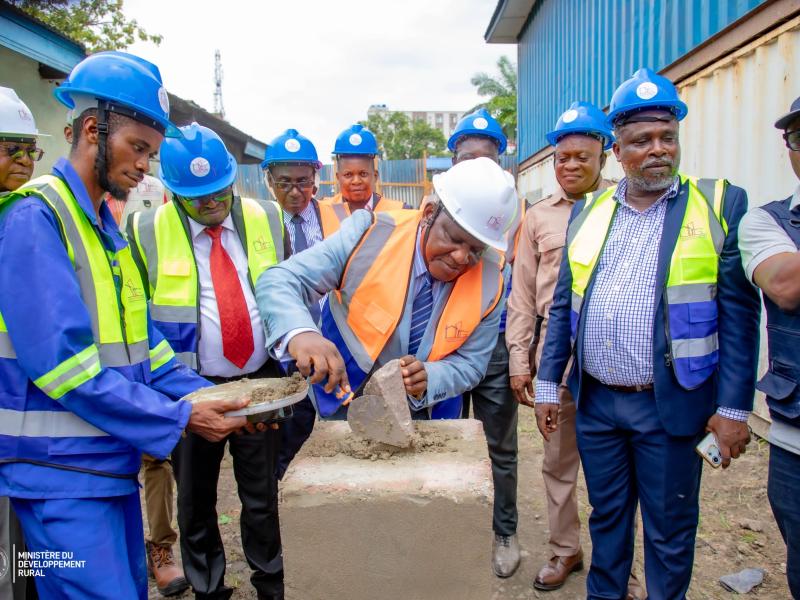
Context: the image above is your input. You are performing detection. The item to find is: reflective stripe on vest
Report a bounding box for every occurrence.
[132,197,283,369]
[315,210,504,416]
[566,174,727,389]
[0,175,151,379]
[318,193,405,237]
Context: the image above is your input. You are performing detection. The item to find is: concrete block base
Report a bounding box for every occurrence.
[280,419,494,600]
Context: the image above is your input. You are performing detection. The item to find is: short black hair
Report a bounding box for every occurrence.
[335,155,376,168]
[453,133,501,154]
[70,108,134,151]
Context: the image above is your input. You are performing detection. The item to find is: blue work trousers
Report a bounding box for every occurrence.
[576,375,702,600]
[11,492,146,599]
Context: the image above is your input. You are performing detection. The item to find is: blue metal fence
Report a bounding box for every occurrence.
[235,164,269,200]
[516,0,768,162]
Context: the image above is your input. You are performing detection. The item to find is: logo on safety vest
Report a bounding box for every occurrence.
[681,221,706,239]
[125,278,145,300]
[444,321,469,341]
[253,236,274,253]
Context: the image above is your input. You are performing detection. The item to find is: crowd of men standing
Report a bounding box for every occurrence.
[0,49,797,600]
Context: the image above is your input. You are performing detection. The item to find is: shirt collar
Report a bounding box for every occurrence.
[791,185,800,210]
[283,199,318,225]
[52,157,127,251]
[188,213,235,239]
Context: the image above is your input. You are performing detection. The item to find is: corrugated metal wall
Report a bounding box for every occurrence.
[517,0,768,163]
[235,164,269,200]
[378,158,428,207]
[518,18,800,208]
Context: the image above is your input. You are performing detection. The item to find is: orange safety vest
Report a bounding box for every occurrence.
[318,193,405,237]
[315,209,505,416]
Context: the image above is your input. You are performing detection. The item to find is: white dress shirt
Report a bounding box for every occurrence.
[187,215,268,377]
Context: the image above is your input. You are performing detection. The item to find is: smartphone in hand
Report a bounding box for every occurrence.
[696,432,723,468]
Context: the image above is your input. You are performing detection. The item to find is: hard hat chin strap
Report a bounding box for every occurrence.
[94,101,113,195]
[421,201,444,258]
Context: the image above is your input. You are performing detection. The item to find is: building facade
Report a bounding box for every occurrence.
[485,0,800,432]
[368,104,465,142]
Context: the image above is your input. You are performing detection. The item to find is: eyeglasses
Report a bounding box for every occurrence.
[273,180,314,192]
[784,130,800,151]
[0,144,44,162]
[178,189,233,206]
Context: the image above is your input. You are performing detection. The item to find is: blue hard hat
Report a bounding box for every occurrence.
[546,101,614,150]
[607,68,688,126]
[262,129,322,170]
[54,51,179,137]
[448,108,507,154]
[159,123,237,197]
[333,124,378,156]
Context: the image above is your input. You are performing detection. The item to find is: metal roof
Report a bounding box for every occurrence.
[484,0,537,43]
[0,2,85,75]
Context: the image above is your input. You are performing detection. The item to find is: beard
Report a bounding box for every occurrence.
[627,156,679,192]
[95,141,130,201]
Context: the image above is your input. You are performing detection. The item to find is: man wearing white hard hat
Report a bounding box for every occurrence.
[0,85,44,600]
[256,157,516,424]
[0,87,46,194]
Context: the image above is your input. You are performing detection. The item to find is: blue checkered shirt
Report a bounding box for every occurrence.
[535,177,749,422]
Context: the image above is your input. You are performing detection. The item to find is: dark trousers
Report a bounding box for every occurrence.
[577,375,702,600]
[462,333,519,536]
[173,429,283,600]
[768,442,800,598]
[276,396,316,479]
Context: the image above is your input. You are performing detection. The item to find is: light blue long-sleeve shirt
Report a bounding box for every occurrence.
[256,209,507,407]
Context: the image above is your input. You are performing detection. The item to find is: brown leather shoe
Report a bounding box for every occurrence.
[146,541,189,597]
[533,550,584,591]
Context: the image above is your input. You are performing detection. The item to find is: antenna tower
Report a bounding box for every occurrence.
[214,49,225,119]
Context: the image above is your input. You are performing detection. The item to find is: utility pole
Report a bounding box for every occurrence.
[213,49,225,120]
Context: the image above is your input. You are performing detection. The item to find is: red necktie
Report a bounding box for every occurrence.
[205,226,254,368]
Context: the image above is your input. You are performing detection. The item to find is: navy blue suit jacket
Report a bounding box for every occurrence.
[537,178,761,436]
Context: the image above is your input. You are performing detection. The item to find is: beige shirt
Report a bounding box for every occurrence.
[506,180,612,377]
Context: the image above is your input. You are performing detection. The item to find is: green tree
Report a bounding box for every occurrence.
[470,55,517,142]
[11,0,162,53]
[361,112,447,160]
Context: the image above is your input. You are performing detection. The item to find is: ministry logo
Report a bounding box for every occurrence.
[0,547,9,580]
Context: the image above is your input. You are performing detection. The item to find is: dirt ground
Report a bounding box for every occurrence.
[145,408,791,599]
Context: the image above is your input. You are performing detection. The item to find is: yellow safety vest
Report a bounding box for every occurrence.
[130,196,284,370]
[0,175,168,399]
[566,174,727,389]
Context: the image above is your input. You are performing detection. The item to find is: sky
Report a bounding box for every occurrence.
[123,0,513,158]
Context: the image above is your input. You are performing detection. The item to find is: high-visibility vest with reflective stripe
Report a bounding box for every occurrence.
[318,193,405,237]
[315,209,505,416]
[130,197,284,370]
[0,175,172,476]
[566,174,727,390]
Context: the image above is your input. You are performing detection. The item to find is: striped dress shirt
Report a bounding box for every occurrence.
[282,200,323,253]
[535,177,748,421]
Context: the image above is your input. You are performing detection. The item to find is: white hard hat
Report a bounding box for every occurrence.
[432,156,518,252]
[0,87,46,140]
